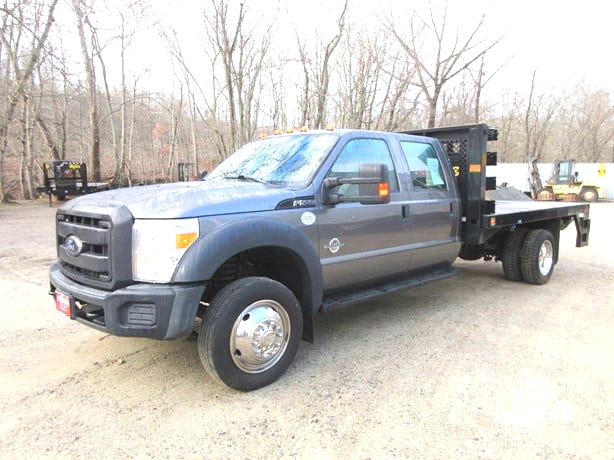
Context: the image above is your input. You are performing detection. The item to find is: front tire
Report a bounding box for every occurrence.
[520,229,555,285]
[198,277,303,391]
[580,187,598,202]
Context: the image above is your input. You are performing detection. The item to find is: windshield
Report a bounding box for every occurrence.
[207,133,339,187]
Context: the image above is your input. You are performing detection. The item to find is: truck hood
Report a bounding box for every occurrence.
[59,180,309,219]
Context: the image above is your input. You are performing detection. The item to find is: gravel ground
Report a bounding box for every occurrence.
[0,199,612,459]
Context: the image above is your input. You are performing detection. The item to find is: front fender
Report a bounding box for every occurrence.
[172,217,323,315]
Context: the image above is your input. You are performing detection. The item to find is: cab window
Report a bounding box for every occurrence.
[400,141,447,190]
[328,138,399,197]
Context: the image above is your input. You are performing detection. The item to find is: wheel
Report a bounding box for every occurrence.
[501,228,528,281]
[520,229,555,285]
[580,187,598,202]
[198,277,303,391]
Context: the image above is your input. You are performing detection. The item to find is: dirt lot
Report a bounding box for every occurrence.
[0,199,612,459]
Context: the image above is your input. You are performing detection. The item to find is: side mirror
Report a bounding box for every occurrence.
[323,163,391,205]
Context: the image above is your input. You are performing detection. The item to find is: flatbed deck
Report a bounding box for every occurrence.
[485,199,591,247]
[489,200,590,227]
[36,182,109,194]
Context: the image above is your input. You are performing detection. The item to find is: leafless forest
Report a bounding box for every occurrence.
[1,0,612,201]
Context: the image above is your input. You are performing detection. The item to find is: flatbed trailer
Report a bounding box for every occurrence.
[37,161,109,206]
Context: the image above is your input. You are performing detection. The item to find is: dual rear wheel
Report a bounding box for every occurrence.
[502,229,555,285]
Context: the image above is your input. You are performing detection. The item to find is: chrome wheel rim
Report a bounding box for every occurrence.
[230,300,290,374]
[538,240,554,276]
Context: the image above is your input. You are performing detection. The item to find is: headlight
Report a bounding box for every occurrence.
[132,218,199,282]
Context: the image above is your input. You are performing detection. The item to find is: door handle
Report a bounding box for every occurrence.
[402,204,410,224]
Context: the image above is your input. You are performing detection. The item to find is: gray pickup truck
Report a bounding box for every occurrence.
[49,124,591,390]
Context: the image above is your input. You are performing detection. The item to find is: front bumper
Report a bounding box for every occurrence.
[50,263,205,339]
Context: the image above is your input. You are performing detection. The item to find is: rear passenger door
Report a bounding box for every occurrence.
[399,140,461,266]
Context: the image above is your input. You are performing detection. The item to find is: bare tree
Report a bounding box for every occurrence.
[32,37,67,164]
[337,26,385,129]
[492,91,524,162]
[20,89,35,199]
[296,0,348,129]
[37,33,76,164]
[0,0,59,202]
[438,75,475,126]
[567,82,614,162]
[523,71,560,162]
[166,88,184,181]
[202,0,273,156]
[1,0,610,201]
[263,53,290,131]
[71,0,101,181]
[470,52,508,123]
[387,2,501,128]
[374,51,420,131]
[92,1,148,187]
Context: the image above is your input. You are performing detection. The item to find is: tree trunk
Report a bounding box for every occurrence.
[0,0,59,201]
[72,0,101,182]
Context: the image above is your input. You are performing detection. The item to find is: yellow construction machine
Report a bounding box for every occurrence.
[528,158,604,202]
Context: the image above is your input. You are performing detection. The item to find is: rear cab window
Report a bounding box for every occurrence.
[400,141,448,191]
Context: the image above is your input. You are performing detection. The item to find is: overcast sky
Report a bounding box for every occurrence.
[156,0,612,91]
[485,0,613,93]
[59,0,612,99]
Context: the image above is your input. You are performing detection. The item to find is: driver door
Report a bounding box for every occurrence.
[318,137,409,291]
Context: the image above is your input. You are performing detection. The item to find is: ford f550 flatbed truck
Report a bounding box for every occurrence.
[48,124,591,390]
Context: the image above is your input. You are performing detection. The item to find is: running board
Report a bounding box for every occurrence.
[320,266,455,312]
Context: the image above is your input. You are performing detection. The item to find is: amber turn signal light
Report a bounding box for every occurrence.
[378,183,389,197]
[176,232,198,249]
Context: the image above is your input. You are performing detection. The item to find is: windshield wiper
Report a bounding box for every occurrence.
[223,174,267,184]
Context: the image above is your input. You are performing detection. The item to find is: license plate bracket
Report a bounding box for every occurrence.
[55,290,73,318]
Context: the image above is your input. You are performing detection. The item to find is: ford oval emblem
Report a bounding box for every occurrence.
[64,235,84,257]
